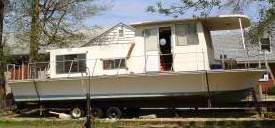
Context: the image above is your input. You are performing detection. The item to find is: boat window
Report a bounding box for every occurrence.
[56,54,86,74]
[175,24,199,46]
[103,59,126,70]
[145,28,158,51]
[260,38,271,52]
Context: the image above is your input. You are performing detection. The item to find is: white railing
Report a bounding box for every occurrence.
[217,48,267,69]
[6,62,50,80]
[6,50,264,81]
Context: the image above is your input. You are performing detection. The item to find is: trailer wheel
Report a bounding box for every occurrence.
[91,108,103,118]
[71,107,83,118]
[106,107,122,119]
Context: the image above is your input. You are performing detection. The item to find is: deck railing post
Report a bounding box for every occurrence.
[117,59,122,75]
[27,63,30,79]
[202,49,205,71]
[171,53,176,71]
[13,64,15,80]
[21,63,24,80]
[238,17,251,70]
[238,18,246,50]
[18,65,20,80]
[144,54,148,73]
[68,60,74,77]
[91,59,97,77]
[221,51,225,69]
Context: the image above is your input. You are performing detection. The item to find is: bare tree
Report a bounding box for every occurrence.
[148,0,275,42]
[0,0,6,109]
[0,0,108,109]
[8,0,109,62]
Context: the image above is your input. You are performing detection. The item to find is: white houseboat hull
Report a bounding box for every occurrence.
[9,70,263,107]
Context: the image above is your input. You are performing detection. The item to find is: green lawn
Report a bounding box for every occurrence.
[0,118,275,128]
[0,120,82,128]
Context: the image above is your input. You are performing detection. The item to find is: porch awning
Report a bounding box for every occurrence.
[131,14,250,31]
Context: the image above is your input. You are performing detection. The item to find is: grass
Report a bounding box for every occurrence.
[0,118,275,128]
[0,119,122,128]
[0,119,83,128]
[0,119,120,128]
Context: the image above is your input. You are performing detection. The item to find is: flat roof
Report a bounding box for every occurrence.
[130,14,250,31]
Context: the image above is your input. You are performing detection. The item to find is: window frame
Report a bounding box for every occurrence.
[144,28,159,51]
[102,58,127,70]
[175,23,199,46]
[260,37,272,53]
[56,54,87,74]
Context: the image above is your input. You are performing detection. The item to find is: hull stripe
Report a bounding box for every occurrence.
[15,88,252,102]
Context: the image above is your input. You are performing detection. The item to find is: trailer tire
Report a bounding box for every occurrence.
[71,107,83,118]
[106,107,122,119]
[91,108,103,118]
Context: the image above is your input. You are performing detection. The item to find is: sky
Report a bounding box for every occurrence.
[83,0,172,26]
[83,0,261,27]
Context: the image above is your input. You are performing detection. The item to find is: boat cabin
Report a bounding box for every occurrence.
[47,15,250,78]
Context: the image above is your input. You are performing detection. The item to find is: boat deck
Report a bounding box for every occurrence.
[7,68,265,83]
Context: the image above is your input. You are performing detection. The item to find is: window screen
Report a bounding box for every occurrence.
[56,54,86,74]
[145,28,158,51]
[175,24,199,46]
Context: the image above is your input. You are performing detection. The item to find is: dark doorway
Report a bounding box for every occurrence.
[269,63,275,76]
[159,27,173,71]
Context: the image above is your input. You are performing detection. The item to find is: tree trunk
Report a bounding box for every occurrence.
[0,0,5,109]
[29,0,41,62]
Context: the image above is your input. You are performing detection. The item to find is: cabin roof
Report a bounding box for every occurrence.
[81,22,135,47]
[130,14,250,31]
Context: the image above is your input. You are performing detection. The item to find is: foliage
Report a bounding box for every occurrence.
[267,86,275,95]
[6,0,109,61]
[147,0,222,17]
[247,0,275,43]
[147,0,275,43]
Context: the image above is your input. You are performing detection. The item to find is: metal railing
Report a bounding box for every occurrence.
[217,48,268,69]
[6,50,264,81]
[6,62,50,80]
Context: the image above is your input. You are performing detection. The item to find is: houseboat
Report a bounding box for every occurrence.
[7,15,265,118]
